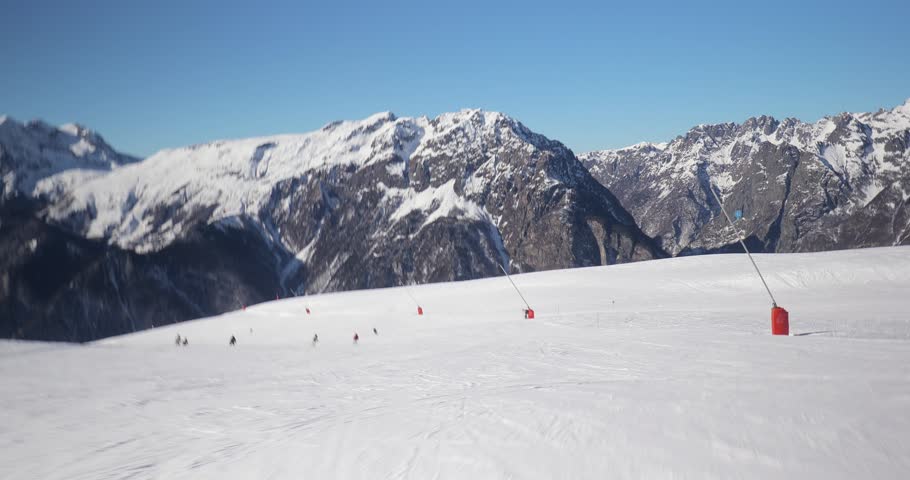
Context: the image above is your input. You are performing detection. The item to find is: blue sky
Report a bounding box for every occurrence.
[2,0,908,157]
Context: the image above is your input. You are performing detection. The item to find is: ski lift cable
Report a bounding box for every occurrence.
[708,185,778,307]
[499,264,531,310]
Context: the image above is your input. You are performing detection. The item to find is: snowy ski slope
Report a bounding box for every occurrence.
[2,247,910,479]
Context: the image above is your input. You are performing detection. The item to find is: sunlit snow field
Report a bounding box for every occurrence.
[2,247,910,479]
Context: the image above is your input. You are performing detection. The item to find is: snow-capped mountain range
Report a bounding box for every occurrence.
[580,100,910,255]
[1,110,660,341]
[3,100,908,341]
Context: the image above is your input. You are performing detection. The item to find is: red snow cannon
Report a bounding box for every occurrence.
[417,306,424,315]
[525,308,535,319]
[771,306,789,335]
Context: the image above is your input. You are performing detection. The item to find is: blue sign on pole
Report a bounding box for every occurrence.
[735,209,743,221]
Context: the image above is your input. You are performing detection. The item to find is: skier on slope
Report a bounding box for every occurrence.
[182,338,188,346]
[175,334,182,346]
[312,333,319,346]
[229,335,237,346]
[373,327,378,335]
[353,333,359,344]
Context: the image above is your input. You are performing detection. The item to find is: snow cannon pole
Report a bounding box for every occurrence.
[499,264,533,318]
[709,186,788,335]
[708,186,777,306]
[404,285,423,315]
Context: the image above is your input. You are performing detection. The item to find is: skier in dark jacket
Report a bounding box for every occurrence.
[312,333,319,346]
[182,338,188,346]
[353,333,359,344]
[229,335,236,346]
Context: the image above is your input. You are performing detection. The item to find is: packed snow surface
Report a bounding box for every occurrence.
[3,247,910,479]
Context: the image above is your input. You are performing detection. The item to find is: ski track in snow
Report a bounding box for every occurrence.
[2,248,910,479]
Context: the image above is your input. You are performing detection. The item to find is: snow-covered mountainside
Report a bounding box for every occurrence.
[3,247,909,479]
[1,110,662,341]
[41,110,657,267]
[580,100,910,255]
[0,115,139,203]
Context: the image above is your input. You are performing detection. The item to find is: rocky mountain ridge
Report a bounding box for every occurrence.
[580,99,910,255]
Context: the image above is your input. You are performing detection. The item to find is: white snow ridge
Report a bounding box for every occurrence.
[2,247,910,479]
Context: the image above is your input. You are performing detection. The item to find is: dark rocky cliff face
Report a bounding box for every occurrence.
[287,111,662,297]
[0,198,284,341]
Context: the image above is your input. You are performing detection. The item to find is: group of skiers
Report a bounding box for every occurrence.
[174,326,380,347]
[217,328,378,347]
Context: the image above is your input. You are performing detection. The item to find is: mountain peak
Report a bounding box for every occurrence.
[0,116,139,200]
[622,141,667,152]
[895,98,910,115]
[433,109,558,152]
[367,110,397,123]
[743,114,779,131]
[320,111,398,134]
[25,119,55,131]
[58,122,93,137]
[438,108,511,125]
